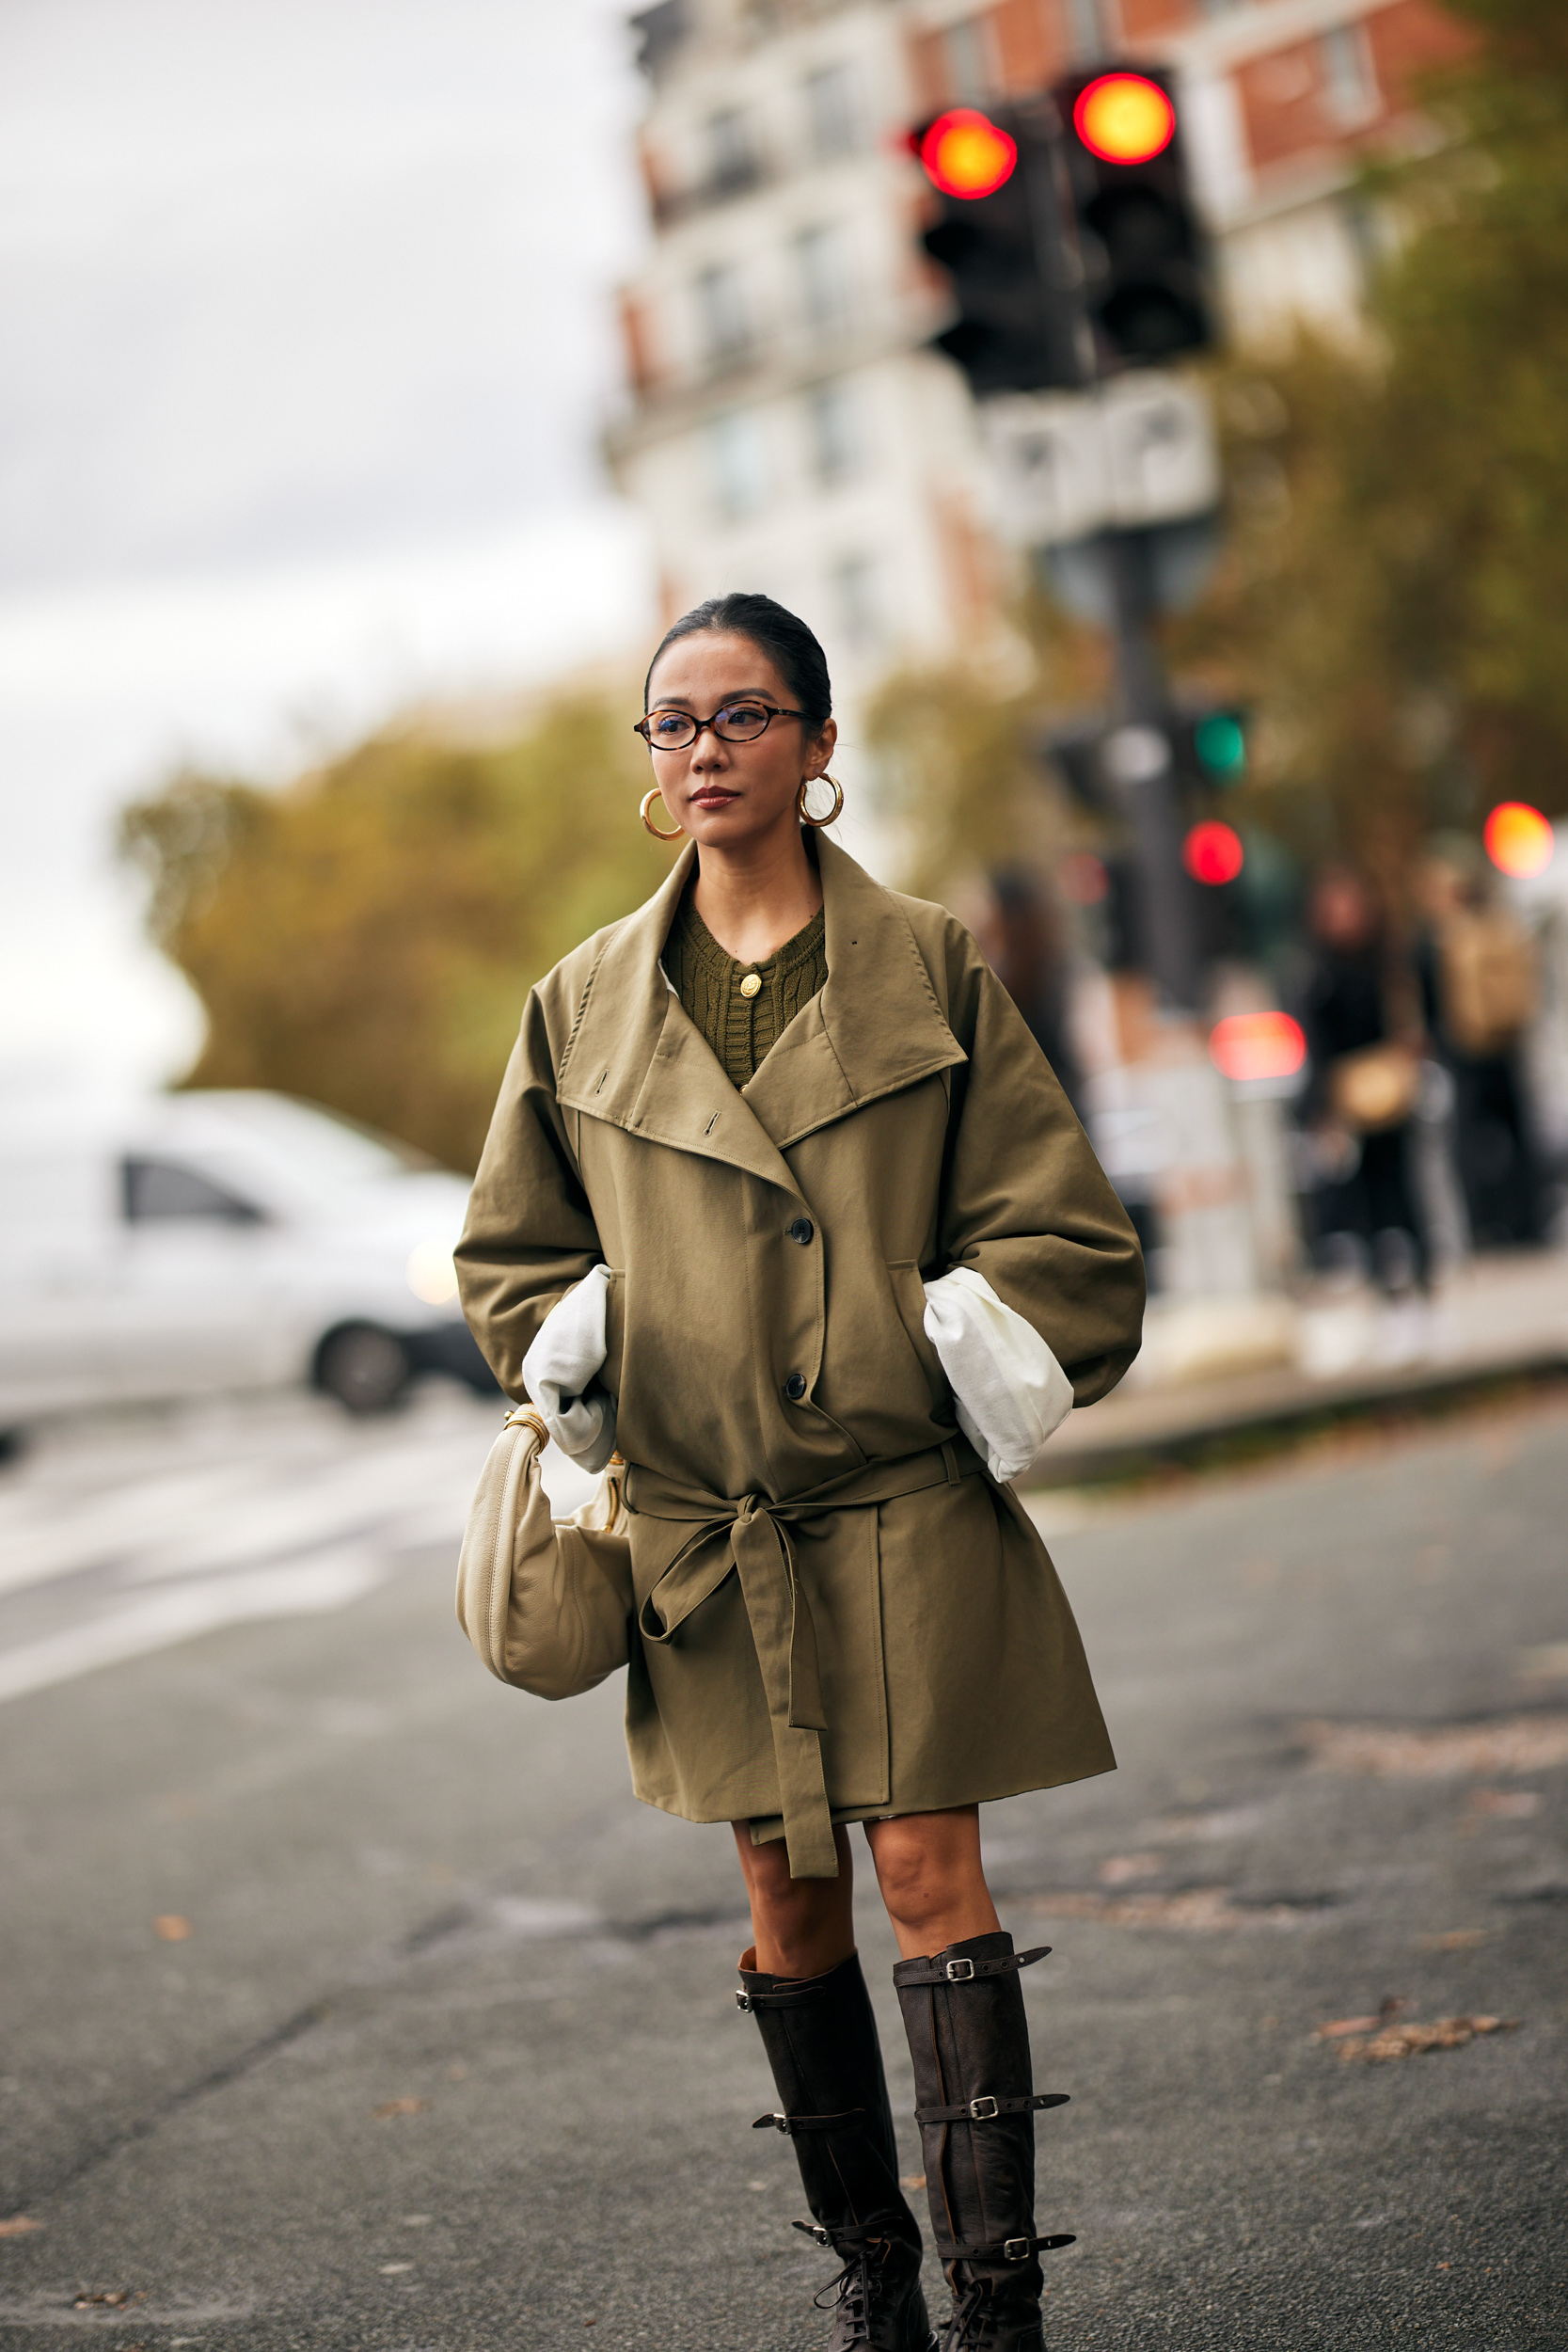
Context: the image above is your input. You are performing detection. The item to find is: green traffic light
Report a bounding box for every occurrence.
[1195,712,1246,780]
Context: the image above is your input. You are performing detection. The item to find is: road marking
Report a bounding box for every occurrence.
[0,1550,384,1705]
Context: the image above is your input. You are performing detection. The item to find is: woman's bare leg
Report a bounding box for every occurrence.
[864,1806,1000,1958]
[731,1820,857,1977]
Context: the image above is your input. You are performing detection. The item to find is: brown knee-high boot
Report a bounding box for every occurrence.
[740,1947,933,2351]
[892,1931,1073,2351]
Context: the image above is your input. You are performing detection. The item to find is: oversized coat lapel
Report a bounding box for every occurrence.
[556,833,967,1183]
[741,834,967,1149]
[555,842,803,1198]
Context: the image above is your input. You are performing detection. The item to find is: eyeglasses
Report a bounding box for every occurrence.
[634,700,804,752]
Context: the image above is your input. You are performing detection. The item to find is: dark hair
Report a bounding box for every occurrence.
[643,592,832,731]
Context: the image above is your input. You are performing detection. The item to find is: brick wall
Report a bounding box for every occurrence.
[906,0,1078,117]
[990,0,1073,93]
[1365,0,1474,105]
[1116,0,1200,40]
[1239,1,1473,180]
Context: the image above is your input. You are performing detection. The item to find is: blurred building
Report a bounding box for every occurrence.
[605,0,1468,709]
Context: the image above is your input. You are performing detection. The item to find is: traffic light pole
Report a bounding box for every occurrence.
[1100,522,1204,1011]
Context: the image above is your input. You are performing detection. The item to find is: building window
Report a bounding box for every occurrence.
[795,223,851,338]
[804,62,861,162]
[708,409,768,520]
[832,552,880,650]
[694,262,752,367]
[806,379,861,485]
[705,107,757,196]
[944,19,992,109]
[1320,24,1378,127]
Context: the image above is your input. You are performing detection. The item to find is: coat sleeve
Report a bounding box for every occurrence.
[935,933,1144,1407]
[454,981,604,1402]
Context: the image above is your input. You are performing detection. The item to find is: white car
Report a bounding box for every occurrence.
[0,1089,497,1438]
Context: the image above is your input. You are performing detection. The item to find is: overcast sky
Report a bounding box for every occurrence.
[0,0,654,1082]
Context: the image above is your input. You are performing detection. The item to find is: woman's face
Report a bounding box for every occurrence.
[642,629,836,850]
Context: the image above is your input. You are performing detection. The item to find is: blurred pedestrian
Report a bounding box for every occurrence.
[976,867,1085,1120]
[457,593,1144,2352]
[1296,866,1431,1313]
[1414,837,1542,1248]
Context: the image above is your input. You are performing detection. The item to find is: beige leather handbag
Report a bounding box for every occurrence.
[455,1407,633,1700]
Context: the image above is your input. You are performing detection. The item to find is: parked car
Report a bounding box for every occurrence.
[0,1089,497,1438]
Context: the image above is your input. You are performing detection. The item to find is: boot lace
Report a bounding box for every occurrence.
[942,2277,1014,2350]
[815,2248,878,2344]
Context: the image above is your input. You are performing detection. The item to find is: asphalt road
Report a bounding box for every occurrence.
[1,1382,1564,2349]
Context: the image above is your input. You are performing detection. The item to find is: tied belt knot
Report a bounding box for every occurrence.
[625,1439,981,1882]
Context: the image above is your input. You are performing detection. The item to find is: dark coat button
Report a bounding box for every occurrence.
[784,1373,807,1402]
[789,1218,815,1246]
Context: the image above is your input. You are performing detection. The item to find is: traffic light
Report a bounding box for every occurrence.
[1052,64,1212,368]
[912,103,1084,397]
[1173,704,1248,792]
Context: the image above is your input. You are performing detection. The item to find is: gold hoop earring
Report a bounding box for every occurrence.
[798,774,844,829]
[640,787,682,841]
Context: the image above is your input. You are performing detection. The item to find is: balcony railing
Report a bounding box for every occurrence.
[652,153,769,227]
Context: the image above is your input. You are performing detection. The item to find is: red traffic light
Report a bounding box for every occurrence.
[918,108,1018,199]
[1483,800,1554,879]
[1209,1011,1306,1085]
[1182,819,1243,885]
[1072,72,1176,167]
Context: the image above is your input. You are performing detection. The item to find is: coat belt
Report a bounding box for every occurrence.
[625,1439,983,1880]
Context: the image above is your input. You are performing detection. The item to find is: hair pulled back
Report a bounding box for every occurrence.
[643,592,832,732]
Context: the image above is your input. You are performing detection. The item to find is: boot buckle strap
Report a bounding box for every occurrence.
[949,2229,1077,2262]
[752,2106,866,2136]
[794,2219,833,2247]
[913,2091,1069,2124]
[895,1945,1053,1987]
[735,1989,751,2010]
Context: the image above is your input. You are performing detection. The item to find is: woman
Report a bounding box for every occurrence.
[456,594,1144,2352]
[1297,865,1431,1297]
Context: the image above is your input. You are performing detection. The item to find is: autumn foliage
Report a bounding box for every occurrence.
[120,694,673,1170]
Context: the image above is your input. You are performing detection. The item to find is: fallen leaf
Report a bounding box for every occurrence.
[1036,1885,1323,1932]
[900,2175,927,2193]
[1419,1929,1489,1951]
[1516,1642,1568,1683]
[1334,2015,1519,2062]
[73,2290,137,2308]
[1316,1996,1406,2041]
[1098,1854,1162,1886]
[1462,1788,1543,1826]
[0,2217,41,2237]
[372,2098,428,2120]
[379,2261,415,2275]
[153,1915,192,1942]
[1299,1716,1568,1778]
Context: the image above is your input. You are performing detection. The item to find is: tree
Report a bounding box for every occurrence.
[120,691,673,1171]
[877,0,1568,913]
[1171,0,1568,898]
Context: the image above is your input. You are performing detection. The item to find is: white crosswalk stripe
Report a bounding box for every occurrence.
[0,1387,596,1704]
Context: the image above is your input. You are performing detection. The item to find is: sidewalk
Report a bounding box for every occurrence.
[1032,1245,1568,1486]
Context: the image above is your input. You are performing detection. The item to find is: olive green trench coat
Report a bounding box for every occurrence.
[456,836,1144,1877]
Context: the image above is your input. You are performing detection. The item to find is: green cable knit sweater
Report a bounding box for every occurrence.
[663,886,828,1089]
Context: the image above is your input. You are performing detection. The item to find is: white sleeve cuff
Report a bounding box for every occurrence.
[921,1265,1073,1486]
[519,1263,619,1473]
